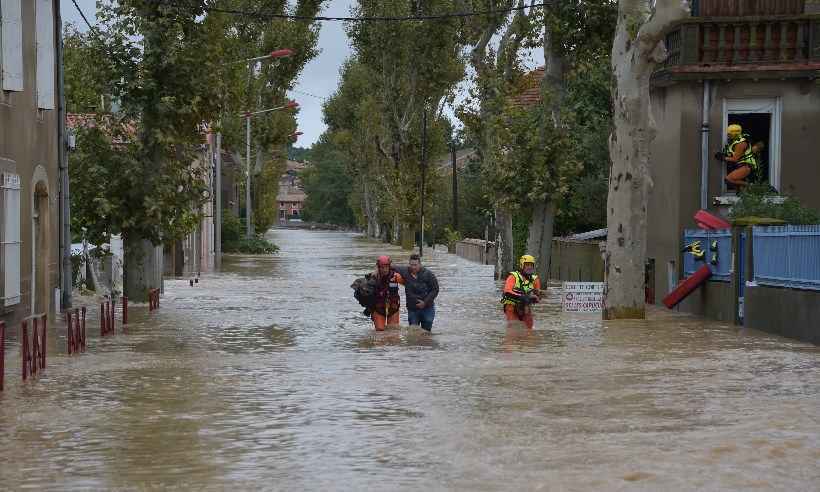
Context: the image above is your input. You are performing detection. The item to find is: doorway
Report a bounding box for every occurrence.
[722,98,781,194]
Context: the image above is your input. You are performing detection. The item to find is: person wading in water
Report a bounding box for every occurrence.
[501,255,542,329]
[393,254,439,331]
[370,255,404,331]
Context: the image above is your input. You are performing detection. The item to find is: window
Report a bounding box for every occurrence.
[721,98,781,194]
[1,172,21,307]
[35,0,55,109]
[1,0,24,92]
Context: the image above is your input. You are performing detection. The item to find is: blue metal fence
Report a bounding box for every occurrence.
[683,229,732,281]
[753,225,820,290]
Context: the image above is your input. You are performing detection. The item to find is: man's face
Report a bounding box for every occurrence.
[522,262,535,275]
[409,259,421,274]
[378,264,391,276]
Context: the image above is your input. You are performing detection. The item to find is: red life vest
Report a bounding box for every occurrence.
[373,271,400,316]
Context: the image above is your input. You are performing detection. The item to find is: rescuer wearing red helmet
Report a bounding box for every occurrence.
[371,255,405,330]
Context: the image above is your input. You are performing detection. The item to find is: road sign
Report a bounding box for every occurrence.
[562,282,603,313]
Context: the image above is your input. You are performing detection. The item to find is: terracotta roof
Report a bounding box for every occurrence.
[66,113,137,144]
[510,67,545,109]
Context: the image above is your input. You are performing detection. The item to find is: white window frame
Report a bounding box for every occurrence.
[1,0,24,92]
[35,0,55,109]
[721,97,782,193]
[1,172,22,307]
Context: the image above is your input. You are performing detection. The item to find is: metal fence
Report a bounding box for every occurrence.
[683,229,733,281]
[753,225,820,290]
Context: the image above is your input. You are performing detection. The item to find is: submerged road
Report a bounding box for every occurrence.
[0,229,818,490]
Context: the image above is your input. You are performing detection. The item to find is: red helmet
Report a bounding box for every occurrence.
[376,255,391,267]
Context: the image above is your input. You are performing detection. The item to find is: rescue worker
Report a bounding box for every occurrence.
[501,254,542,329]
[371,255,404,331]
[715,124,757,190]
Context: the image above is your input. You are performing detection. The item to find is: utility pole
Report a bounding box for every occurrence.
[451,145,458,232]
[56,1,71,310]
[215,132,222,268]
[245,113,253,238]
[419,106,427,259]
[245,60,254,239]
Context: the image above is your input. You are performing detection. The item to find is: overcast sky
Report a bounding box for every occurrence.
[61,1,542,147]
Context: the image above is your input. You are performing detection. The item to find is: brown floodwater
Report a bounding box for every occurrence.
[1,229,818,490]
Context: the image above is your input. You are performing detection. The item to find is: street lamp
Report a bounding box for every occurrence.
[241,100,300,238]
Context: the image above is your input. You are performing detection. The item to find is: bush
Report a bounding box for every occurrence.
[729,184,820,225]
[443,226,462,252]
[222,210,243,243]
[223,235,279,254]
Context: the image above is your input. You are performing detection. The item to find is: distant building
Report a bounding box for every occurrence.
[276,160,307,222]
[1,0,62,323]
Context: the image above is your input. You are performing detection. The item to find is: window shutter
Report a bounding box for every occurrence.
[1,0,24,92]
[35,0,55,109]
[1,172,22,307]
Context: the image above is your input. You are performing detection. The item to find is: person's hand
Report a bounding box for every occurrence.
[416,300,426,309]
[714,151,726,161]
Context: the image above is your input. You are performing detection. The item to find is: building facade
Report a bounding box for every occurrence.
[276,160,306,222]
[1,0,61,324]
[647,1,820,331]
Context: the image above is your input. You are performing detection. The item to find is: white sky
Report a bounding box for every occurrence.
[61,0,543,147]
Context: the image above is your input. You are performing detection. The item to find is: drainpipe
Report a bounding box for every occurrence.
[700,80,711,210]
[56,2,72,310]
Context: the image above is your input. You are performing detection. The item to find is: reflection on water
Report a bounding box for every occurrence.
[0,229,818,490]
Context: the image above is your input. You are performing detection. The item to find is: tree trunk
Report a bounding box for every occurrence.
[392,213,400,244]
[494,207,515,280]
[124,234,163,302]
[603,0,689,319]
[526,199,556,282]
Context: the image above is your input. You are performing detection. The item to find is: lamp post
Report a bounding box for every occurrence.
[232,48,294,239]
[241,100,299,238]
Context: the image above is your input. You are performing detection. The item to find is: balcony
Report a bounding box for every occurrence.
[652,14,820,85]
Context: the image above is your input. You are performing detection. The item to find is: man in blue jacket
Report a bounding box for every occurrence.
[394,254,439,331]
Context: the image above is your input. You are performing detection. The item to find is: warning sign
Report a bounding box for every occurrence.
[562,282,604,313]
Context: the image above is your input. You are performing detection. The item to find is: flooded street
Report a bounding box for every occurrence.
[1,229,818,490]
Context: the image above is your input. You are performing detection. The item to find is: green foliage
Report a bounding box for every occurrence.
[223,236,279,255]
[253,158,287,234]
[288,146,312,162]
[300,136,357,225]
[221,210,243,243]
[729,185,820,225]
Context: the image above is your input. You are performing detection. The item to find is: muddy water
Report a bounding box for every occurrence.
[0,229,818,490]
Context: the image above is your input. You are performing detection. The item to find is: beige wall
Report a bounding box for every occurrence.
[648,78,820,306]
[0,1,60,324]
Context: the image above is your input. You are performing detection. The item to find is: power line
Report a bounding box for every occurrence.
[290,88,327,101]
[70,0,96,31]
[158,0,547,22]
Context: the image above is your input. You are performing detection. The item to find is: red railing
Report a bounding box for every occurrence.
[21,315,47,381]
[100,299,116,337]
[67,307,87,355]
[148,289,160,312]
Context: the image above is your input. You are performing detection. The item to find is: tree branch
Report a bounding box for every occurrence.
[637,0,690,53]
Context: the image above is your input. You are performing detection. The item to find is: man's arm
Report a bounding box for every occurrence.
[422,270,439,306]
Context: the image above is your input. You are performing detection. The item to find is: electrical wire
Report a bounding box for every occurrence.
[156,0,547,22]
[70,0,96,31]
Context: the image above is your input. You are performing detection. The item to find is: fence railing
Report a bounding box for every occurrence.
[67,307,87,355]
[1,321,5,391]
[753,225,820,290]
[21,314,47,381]
[683,229,733,281]
[662,15,820,68]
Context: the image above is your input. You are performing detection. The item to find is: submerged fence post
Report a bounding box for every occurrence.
[40,314,47,369]
[81,307,86,350]
[21,320,30,381]
[0,321,4,391]
[122,296,128,324]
